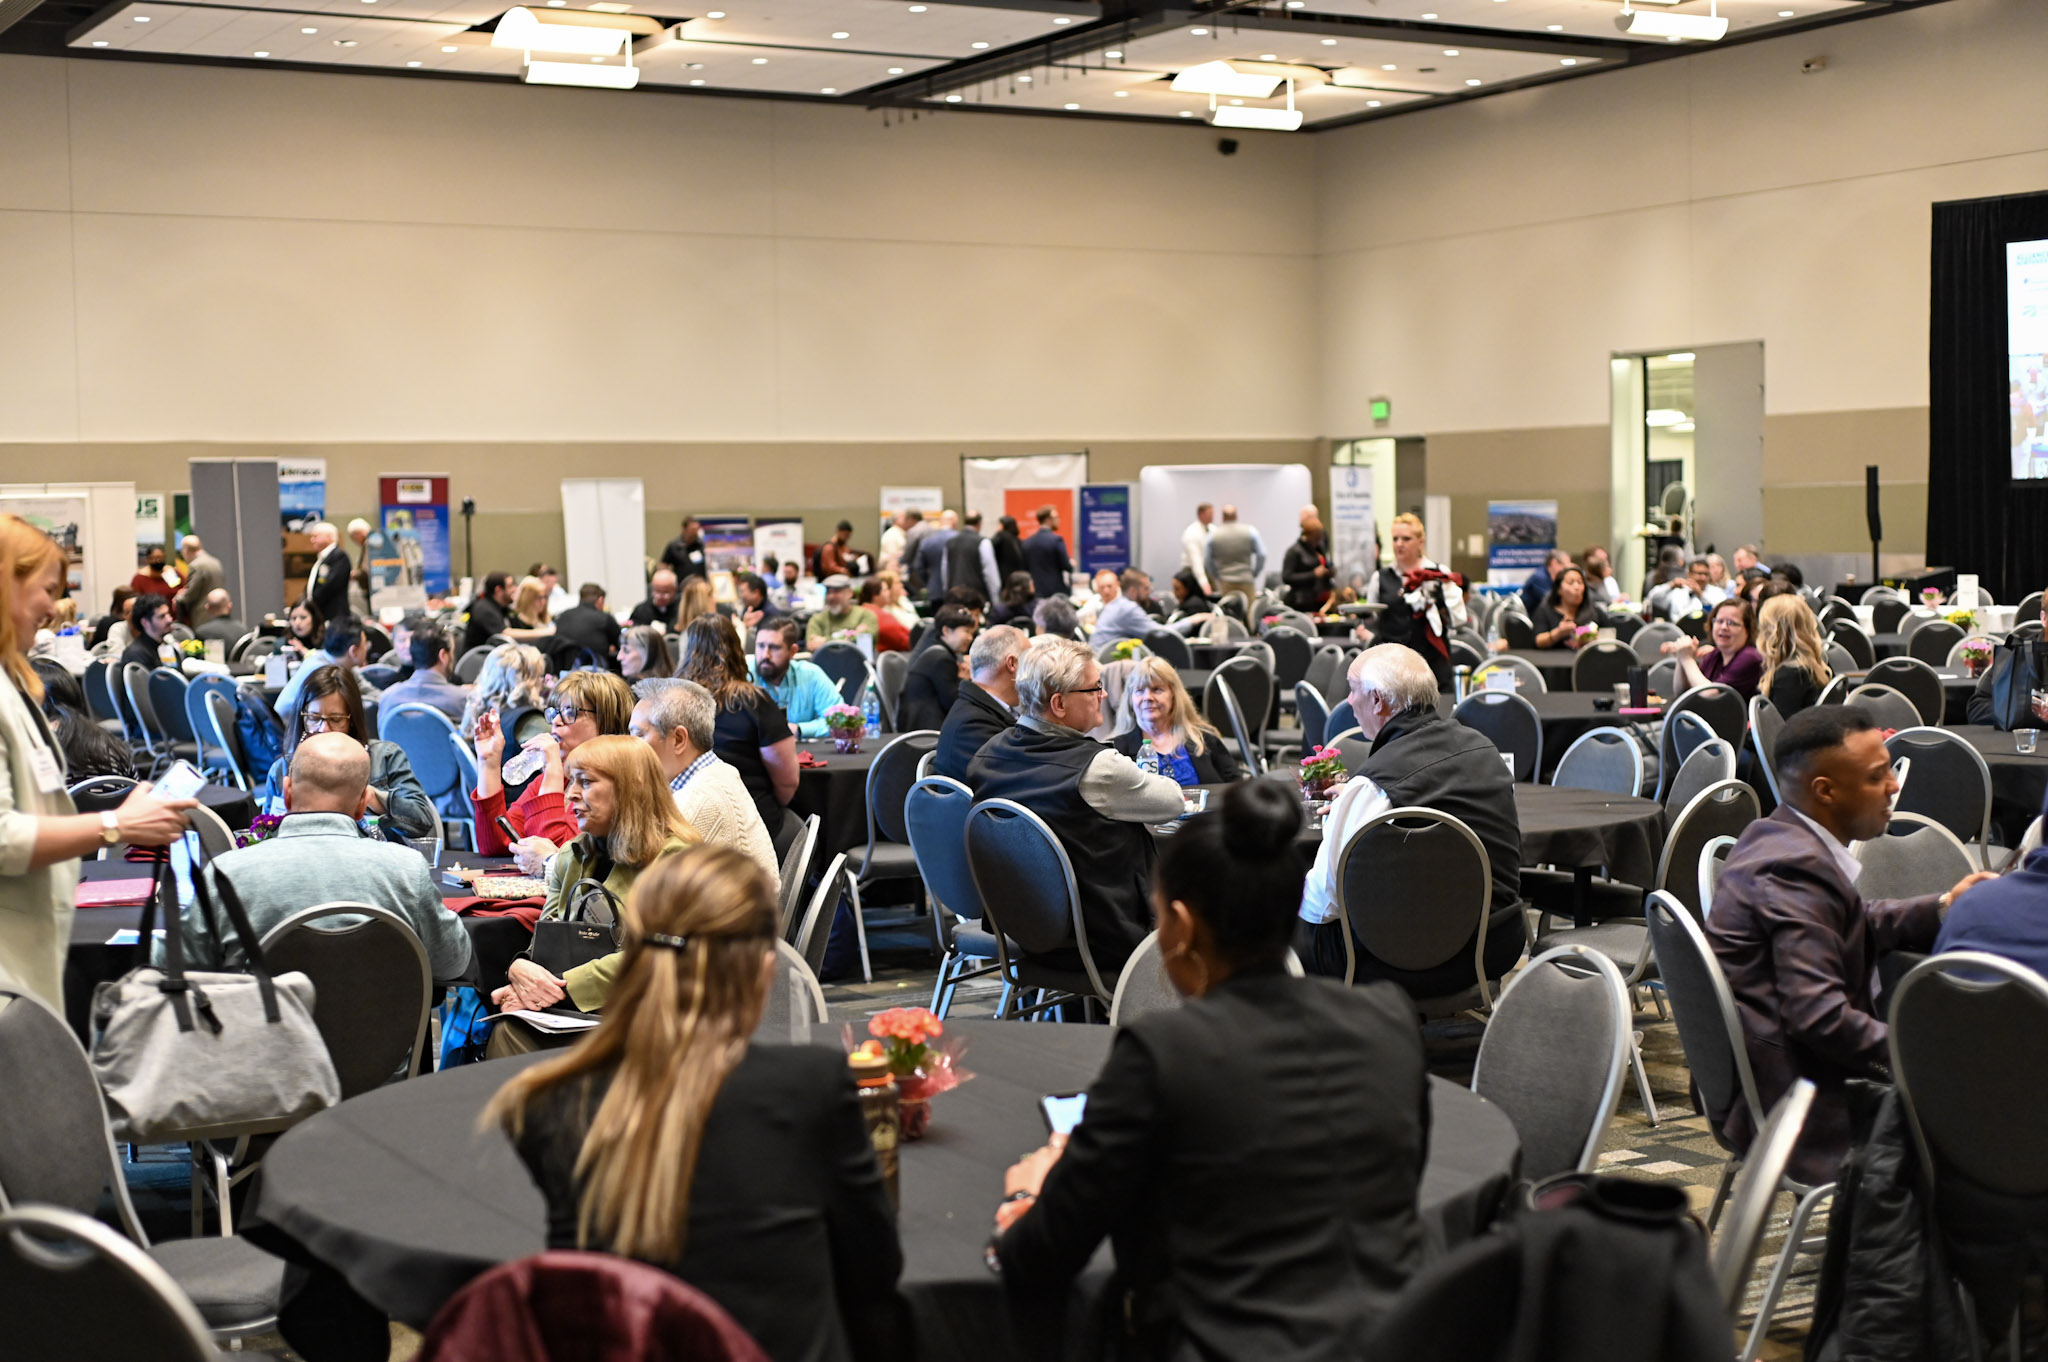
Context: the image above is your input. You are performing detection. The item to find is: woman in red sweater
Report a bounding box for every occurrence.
[471,668,633,861]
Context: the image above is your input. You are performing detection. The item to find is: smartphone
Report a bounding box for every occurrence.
[495,816,520,845]
[152,759,208,803]
[1039,1092,1087,1137]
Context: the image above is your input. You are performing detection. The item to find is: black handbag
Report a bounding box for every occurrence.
[529,878,622,978]
[1985,635,2048,731]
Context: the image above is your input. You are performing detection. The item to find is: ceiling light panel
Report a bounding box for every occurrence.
[69,2,473,62]
[674,0,1094,60]
[634,36,948,92]
[1112,24,1593,93]
[1284,0,1857,44]
[80,0,505,27]
[919,61,1424,124]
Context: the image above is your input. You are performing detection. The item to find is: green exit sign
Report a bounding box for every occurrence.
[1369,397,1391,422]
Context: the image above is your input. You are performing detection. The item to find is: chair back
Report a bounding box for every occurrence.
[1698,835,1736,915]
[1294,683,1332,748]
[2014,620,2046,645]
[1604,611,1644,642]
[1822,642,1857,678]
[1262,627,1314,695]
[1853,812,1975,900]
[1201,669,1263,775]
[1551,726,1644,797]
[1501,613,1538,650]
[1448,637,1488,673]
[1860,584,1906,606]
[1335,807,1493,1000]
[774,814,822,943]
[1882,726,1991,847]
[1570,640,1635,694]
[0,988,143,1230]
[186,804,236,863]
[1907,619,1964,666]
[183,675,238,781]
[2016,591,2045,625]
[1656,780,1759,918]
[1667,709,1716,771]
[452,647,494,685]
[874,650,909,731]
[1816,598,1856,628]
[1657,682,1743,799]
[1109,932,1181,1026]
[82,658,121,725]
[1631,622,1683,665]
[1664,737,1736,816]
[810,641,869,708]
[258,903,433,1098]
[964,799,1111,1002]
[383,704,466,810]
[1866,656,1946,727]
[1711,1080,1817,1310]
[1870,596,1910,632]
[1815,671,1853,706]
[791,853,850,977]
[1844,683,1922,735]
[1644,892,1765,1147]
[66,774,138,815]
[1473,654,1547,695]
[1323,698,1357,747]
[904,776,984,926]
[1237,639,1276,678]
[146,669,195,744]
[1825,619,1876,670]
[1646,657,1680,702]
[1140,629,1192,670]
[1891,954,2048,1200]
[753,940,829,1042]
[1205,656,1273,745]
[1471,945,1631,1181]
[199,690,251,789]
[863,730,939,851]
[1452,690,1542,782]
[1302,643,1343,698]
[0,1207,217,1362]
[122,662,164,748]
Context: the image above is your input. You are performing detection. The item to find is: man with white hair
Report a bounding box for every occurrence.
[630,679,778,886]
[936,623,1027,782]
[967,636,1183,975]
[304,520,353,622]
[1297,645,1526,990]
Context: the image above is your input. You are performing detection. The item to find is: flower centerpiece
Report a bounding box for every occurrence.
[823,702,865,753]
[1921,587,1944,607]
[177,637,207,659]
[1108,637,1149,662]
[1960,638,1995,676]
[1298,744,1346,801]
[849,1007,972,1139]
[232,813,282,849]
[1945,608,1978,632]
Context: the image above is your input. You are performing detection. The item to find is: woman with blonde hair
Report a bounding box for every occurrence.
[460,642,548,742]
[509,575,554,633]
[491,735,699,1027]
[1756,594,1833,718]
[490,845,901,1358]
[1111,655,1244,785]
[0,515,193,1008]
[471,667,634,860]
[676,576,718,636]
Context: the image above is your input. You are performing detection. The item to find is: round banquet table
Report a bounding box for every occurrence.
[1491,649,1580,693]
[1943,725,2048,843]
[1513,784,1665,891]
[789,739,880,856]
[1186,640,1250,671]
[246,1021,1520,1362]
[1520,693,1643,780]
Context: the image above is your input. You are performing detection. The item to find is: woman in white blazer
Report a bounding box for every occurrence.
[0,516,194,1009]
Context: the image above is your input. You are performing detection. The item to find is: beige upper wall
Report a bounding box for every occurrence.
[1315,0,2048,435]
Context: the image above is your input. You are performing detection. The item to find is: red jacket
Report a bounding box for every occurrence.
[471,778,577,856]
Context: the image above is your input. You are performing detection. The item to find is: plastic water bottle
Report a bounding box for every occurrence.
[1137,738,1160,776]
[862,683,882,735]
[502,742,548,785]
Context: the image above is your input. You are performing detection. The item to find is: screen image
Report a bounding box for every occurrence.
[1040,1093,1088,1136]
[2007,237,2048,479]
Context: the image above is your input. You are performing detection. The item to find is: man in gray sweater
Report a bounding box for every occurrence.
[159,733,472,981]
[1205,504,1268,608]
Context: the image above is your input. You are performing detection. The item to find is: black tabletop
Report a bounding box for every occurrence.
[1513,784,1665,890]
[789,739,880,856]
[1491,650,1579,693]
[248,1021,1518,1357]
[1187,640,1251,671]
[1944,725,2048,841]
[1521,693,1637,780]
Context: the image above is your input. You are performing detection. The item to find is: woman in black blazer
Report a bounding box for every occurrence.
[991,782,1431,1362]
[899,604,977,732]
[1110,656,1243,786]
[490,846,901,1362]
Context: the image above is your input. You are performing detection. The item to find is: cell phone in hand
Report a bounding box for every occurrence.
[1039,1092,1087,1137]
[152,760,208,803]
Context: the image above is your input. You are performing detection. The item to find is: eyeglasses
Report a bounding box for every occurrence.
[545,705,594,724]
[301,710,349,733]
[1062,684,1106,697]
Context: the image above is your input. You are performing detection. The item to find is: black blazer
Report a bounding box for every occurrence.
[996,972,1430,1362]
[1023,529,1073,601]
[307,544,352,623]
[552,604,621,665]
[1111,727,1242,785]
[511,1043,902,1362]
[935,680,1013,784]
[899,643,961,733]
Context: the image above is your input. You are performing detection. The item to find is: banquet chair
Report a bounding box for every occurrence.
[1867,655,1947,726]
[1140,629,1193,670]
[842,730,941,983]
[1698,835,1737,916]
[1827,618,1877,670]
[1202,668,1265,776]
[1711,1081,1817,1316]
[752,941,829,1043]
[904,775,1007,1019]
[1334,806,1508,1015]
[452,646,494,685]
[1868,597,1910,634]
[1631,622,1683,666]
[1473,654,1547,695]
[1664,738,1736,816]
[123,661,178,775]
[1323,698,1357,747]
[1500,612,1538,650]
[1302,643,1345,699]
[2016,590,2045,625]
[1109,932,1180,1027]
[1448,637,1489,673]
[1294,683,1332,753]
[1815,672,1854,706]
[874,650,909,731]
[186,803,235,864]
[1642,896,1833,1362]
[1646,657,1680,703]
[83,656,126,736]
[1453,690,1542,782]
[1603,611,1644,643]
[200,689,253,792]
[383,704,469,846]
[1263,626,1314,710]
[1852,812,1975,900]
[809,641,871,709]
[1667,709,1716,771]
[774,813,822,943]
[0,1207,222,1362]
[1824,641,1858,678]
[0,989,284,1345]
[1883,727,1992,855]
[146,667,201,760]
[1909,620,1965,667]
[1860,584,1907,607]
[1817,597,1857,629]
[1657,683,1744,801]
[1845,683,1923,735]
[183,673,242,788]
[1204,656,1273,750]
[1890,953,2048,1362]
[259,903,433,1099]
[1571,640,1635,694]
[964,798,1116,1020]
[1550,726,1645,797]
[790,853,852,981]
[1746,695,1784,805]
[359,664,402,691]
[66,773,137,817]
[1470,945,1632,1182]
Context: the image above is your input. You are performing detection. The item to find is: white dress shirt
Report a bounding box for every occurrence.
[1787,805,1863,887]
[1181,519,1214,595]
[1298,770,1394,925]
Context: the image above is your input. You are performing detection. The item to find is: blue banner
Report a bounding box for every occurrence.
[377,476,451,596]
[1078,484,1134,576]
[1487,499,1558,586]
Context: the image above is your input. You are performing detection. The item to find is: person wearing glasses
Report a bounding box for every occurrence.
[267,665,437,841]
[471,668,634,862]
[966,636,1183,978]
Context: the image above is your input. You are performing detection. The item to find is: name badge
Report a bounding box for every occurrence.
[29,747,62,794]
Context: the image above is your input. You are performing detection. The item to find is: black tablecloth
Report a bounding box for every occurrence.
[789,740,880,856]
[1492,649,1579,693]
[1514,785,1665,890]
[247,1021,1519,1361]
[1872,633,1905,660]
[197,781,257,830]
[1187,641,1250,671]
[1522,694,1632,779]
[1945,725,2048,842]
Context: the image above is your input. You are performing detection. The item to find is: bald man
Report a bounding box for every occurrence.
[193,587,247,646]
[156,733,472,981]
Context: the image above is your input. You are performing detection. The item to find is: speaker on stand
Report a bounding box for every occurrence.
[1866,465,1882,586]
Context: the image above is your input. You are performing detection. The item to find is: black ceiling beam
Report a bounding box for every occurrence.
[856,6,1185,106]
[1176,4,1630,59]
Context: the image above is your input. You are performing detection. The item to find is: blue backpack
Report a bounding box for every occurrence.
[234,690,287,779]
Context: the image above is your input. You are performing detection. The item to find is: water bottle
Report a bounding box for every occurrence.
[862,683,882,735]
[1137,738,1159,777]
[502,742,548,785]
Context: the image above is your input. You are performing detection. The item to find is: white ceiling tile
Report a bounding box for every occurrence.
[635,36,949,92]
[676,0,1094,60]
[1262,0,1861,44]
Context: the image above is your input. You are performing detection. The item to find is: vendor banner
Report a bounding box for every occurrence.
[752,518,804,576]
[1487,499,1558,587]
[1329,466,1376,589]
[699,516,754,575]
[278,460,326,532]
[375,475,451,596]
[1078,484,1134,576]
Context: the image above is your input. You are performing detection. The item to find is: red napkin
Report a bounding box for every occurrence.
[450,899,543,929]
[797,751,830,769]
[76,877,158,908]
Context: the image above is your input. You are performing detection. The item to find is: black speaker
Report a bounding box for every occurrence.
[1865,465,1883,544]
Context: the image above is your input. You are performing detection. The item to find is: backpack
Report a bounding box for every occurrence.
[1985,633,2048,731]
[234,689,287,776]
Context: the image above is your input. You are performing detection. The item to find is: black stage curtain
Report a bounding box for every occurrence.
[1928,189,2048,602]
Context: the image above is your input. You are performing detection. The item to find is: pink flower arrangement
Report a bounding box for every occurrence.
[823,703,865,733]
[1299,745,1345,787]
[846,1008,973,1138]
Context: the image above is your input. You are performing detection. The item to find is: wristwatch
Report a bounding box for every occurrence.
[99,811,120,847]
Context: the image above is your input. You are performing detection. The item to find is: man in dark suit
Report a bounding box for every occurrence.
[899,605,976,734]
[936,625,1025,783]
[1709,706,1993,1184]
[552,582,621,667]
[630,569,679,630]
[1022,505,1073,602]
[304,520,353,623]
[460,571,514,655]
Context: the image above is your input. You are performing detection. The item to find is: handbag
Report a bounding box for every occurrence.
[1985,635,2048,731]
[529,877,622,979]
[90,852,341,1144]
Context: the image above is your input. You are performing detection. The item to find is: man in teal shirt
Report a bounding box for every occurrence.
[750,617,843,739]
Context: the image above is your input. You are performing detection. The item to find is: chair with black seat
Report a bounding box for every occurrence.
[1302,643,1343,699]
[82,657,126,736]
[2014,619,2046,645]
[1472,654,1547,695]
[809,640,871,709]
[1869,596,1910,633]
[199,689,252,793]
[1646,657,1680,702]
[1746,694,1784,805]
[121,662,174,774]
[1264,626,1313,707]
[1866,655,1946,727]
[752,940,829,1043]
[874,650,909,731]
[0,1206,225,1362]
[905,775,1007,1019]
[1631,621,1683,665]
[0,988,284,1345]
[1666,708,1716,772]
[1859,584,1906,607]
[839,729,940,983]
[1570,640,1635,694]
[1453,689,1542,782]
[1500,612,1538,650]
[183,674,241,788]
[1852,811,1975,899]
[1816,598,1856,629]
[452,646,495,685]
[1201,665,1265,776]
[1333,806,1509,1015]
[1711,1080,1818,1319]
[229,631,267,663]
[1204,655,1273,750]
[1909,619,1965,667]
[1827,618,1877,669]
[1551,726,1645,797]
[965,798,1117,1020]
[1845,683,1922,735]
[146,668,201,763]
[1814,671,1853,707]
[773,813,821,943]
[1140,628,1192,670]
[258,903,432,1098]
[790,852,851,980]
[1447,637,1488,673]
[1294,683,1331,754]
[1657,682,1744,801]
[358,664,402,691]
[1883,726,1992,857]
[1470,945,1632,1182]
[1642,894,1833,1361]
[2016,590,2045,625]
[1890,953,2048,1362]
[1664,737,1736,815]
[1823,641,1858,679]
[1604,611,1644,643]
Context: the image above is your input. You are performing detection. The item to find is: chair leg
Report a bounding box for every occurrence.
[845,877,873,984]
[1630,1029,1660,1128]
[930,953,957,1015]
[995,982,1014,1019]
[1705,1158,1741,1231]
[1739,1181,1833,1362]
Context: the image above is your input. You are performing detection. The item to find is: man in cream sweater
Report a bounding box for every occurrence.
[629,678,780,889]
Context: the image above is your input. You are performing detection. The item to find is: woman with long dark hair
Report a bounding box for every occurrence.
[30,658,133,781]
[674,614,796,832]
[270,664,437,840]
[1530,565,1601,650]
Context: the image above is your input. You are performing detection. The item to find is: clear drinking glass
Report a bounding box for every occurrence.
[2018,729,2040,755]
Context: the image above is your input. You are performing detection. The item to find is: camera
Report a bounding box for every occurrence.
[1217,137,1239,156]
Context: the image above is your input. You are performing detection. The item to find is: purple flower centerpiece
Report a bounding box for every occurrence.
[232,813,282,849]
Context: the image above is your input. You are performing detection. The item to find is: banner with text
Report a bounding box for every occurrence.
[963,452,1088,559]
[752,518,804,577]
[1329,466,1376,588]
[1487,499,1558,587]
[699,516,755,576]
[376,475,451,597]
[278,460,326,531]
[1078,484,1135,576]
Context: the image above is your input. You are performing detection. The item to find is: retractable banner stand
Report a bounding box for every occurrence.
[1329,466,1376,587]
[277,460,326,532]
[961,453,1089,554]
[1487,500,1557,587]
[1078,484,1136,575]
[561,479,647,607]
[753,518,804,575]
[374,475,450,605]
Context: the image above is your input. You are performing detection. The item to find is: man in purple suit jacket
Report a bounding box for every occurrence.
[1707,706,1994,1184]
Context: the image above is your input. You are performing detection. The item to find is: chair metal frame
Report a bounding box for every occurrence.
[963,798,1117,1020]
[842,729,942,983]
[774,813,822,943]
[1333,805,1499,1011]
[1470,943,1633,1177]
[258,901,434,1086]
[1866,655,1948,727]
[1570,639,1636,695]
[904,775,1004,1018]
[1882,726,1993,852]
[791,852,852,980]
[1631,621,1684,665]
[0,1206,221,1362]
[1698,834,1737,917]
[1711,1079,1818,1314]
[1474,654,1548,695]
[1203,669,1264,776]
[1551,725,1646,797]
[768,938,829,1027]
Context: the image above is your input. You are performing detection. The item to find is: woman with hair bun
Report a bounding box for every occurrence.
[989,780,1431,1361]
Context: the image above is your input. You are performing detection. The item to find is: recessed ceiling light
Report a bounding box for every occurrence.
[970,39,988,47]
[1546,23,1563,29]
[820,86,835,92]
[1285,0,1305,6]
[831,30,848,38]
[132,15,149,21]
[1189,27,1207,35]
[90,38,107,45]
[253,48,268,55]
[1320,37,1337,45]
[1063,101,1079,108]
[688,77,704,83]
[1259,53,1276,60]
[300,27,317,34]
[442,44,457,51]
[706,9,724,15]
[1053,15,1069,22]
[406,58,421,64]
[1560,57,1577,64]
[1381,63,1396,69]
[944,93,962,101]
[750,56,767,63]
[1177,109,1193,116]
[1443,48,1458,55]
[1113,89,1127,96]
[1464,77,1480,84]
[1366,99,1381,106]
[1018,73,1031,81]
[1104,49,1121,57]
[1229,97,1242,105]
[907,4,925,10]
[886,65,903,73]
[333,38,355,45]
